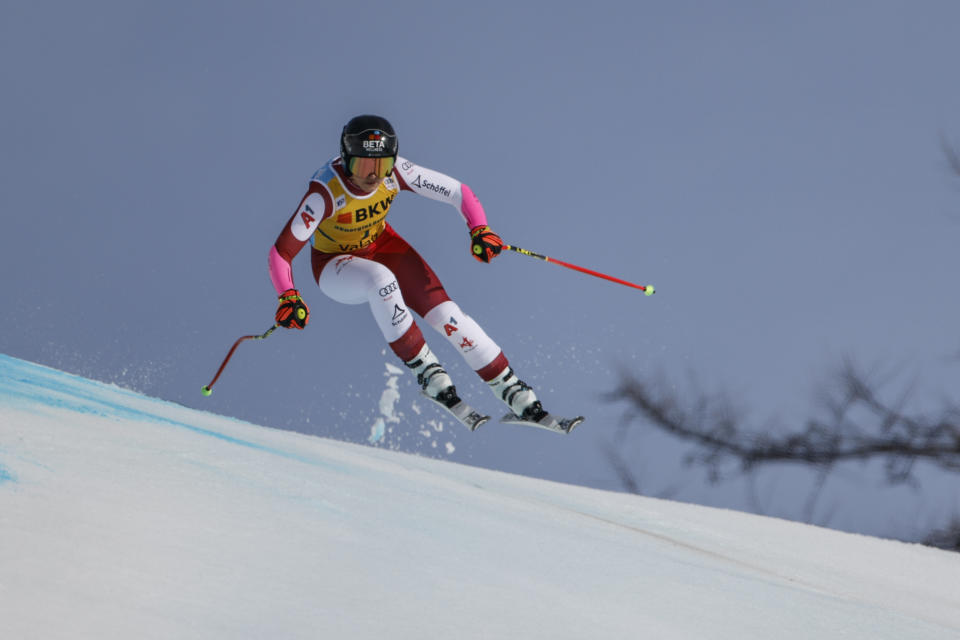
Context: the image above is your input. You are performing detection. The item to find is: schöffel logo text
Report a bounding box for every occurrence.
[391,304,408,327]
[413,175,451,197]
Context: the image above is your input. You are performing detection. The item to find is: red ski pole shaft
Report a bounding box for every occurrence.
[503,245,655,295]
[201,324,278,396]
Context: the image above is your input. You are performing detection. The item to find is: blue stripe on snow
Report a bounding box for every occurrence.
[0,354,337,471]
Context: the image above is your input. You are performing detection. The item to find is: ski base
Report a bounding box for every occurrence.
[422,392,491,431]
[499,413,585,434]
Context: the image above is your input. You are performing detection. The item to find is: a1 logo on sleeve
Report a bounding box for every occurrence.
[290,193,324,241]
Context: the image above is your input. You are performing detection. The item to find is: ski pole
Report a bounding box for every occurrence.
[201,324,278,396]
[503,245,655,295]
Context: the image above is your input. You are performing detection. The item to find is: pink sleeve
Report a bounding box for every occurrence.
[268,183,330,295]
[460,183,488,230]
[268,245,295,294]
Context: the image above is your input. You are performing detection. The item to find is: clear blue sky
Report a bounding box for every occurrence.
[2,0,959,540]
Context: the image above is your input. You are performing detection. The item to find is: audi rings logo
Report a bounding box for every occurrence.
[379,281,399,297]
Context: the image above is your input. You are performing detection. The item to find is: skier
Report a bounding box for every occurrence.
[268,114,580,432]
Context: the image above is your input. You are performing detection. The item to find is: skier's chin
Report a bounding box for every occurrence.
[350,176,381,193]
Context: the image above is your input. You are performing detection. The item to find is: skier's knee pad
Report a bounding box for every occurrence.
[423,300,501,370]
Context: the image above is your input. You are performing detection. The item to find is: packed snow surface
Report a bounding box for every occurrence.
[1,354,958,639]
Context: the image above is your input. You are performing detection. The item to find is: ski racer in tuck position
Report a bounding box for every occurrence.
[268,114,581,433]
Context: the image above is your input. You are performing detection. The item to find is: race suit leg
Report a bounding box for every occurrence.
[316,254,425,360]
[369,226,510,380]
[423,301,506,377]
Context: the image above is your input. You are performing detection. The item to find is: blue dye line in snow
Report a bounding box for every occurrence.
[0,354,338,471]
[0,464,14,485]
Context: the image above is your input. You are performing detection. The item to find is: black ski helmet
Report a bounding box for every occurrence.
[340,115,398,175]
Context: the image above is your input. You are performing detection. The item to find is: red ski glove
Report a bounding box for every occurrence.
[276,289,309,329]
[470,225,504,263]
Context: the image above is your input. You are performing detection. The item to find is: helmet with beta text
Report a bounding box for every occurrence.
[340,115,398,177]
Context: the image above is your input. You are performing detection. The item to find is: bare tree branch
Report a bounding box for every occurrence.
[599,440,643,495]
[942,134,960,178]
[601,138,960,550]
[606,360,960,487]
[924,517,960,552]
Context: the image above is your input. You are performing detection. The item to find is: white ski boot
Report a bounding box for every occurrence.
[487,366,545,421]
[488,367,584,434]
[406,344,490,431]
[406,344,456,406]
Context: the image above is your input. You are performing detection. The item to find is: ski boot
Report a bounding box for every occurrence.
[406,344,490,431]
[487,367,584,434]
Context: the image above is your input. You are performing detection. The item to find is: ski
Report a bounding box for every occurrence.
[499,412,585,434]
[421,392,491,431]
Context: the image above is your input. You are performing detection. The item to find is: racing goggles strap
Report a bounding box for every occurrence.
[348,156,395,178]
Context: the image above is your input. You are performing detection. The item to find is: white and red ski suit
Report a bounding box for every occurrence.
[269,155,512,383]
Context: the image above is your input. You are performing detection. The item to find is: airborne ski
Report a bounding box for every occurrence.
[499,412,585,434]
[421,392,491,431]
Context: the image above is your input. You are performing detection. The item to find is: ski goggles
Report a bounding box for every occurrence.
[347,155,395,178]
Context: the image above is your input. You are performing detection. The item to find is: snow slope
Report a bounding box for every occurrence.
[1,354,958,639]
